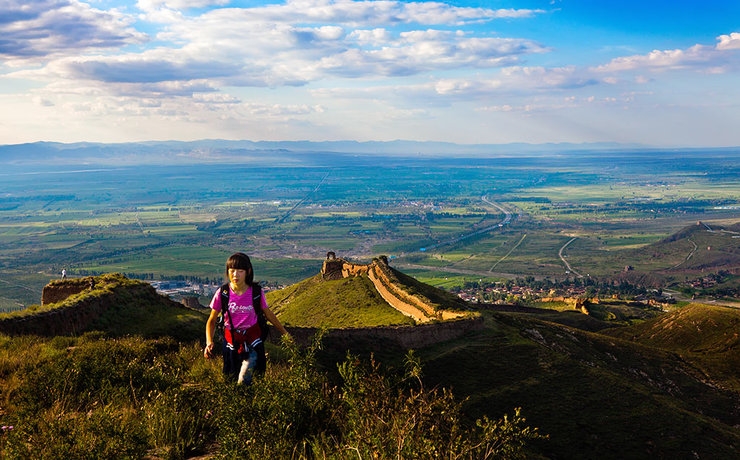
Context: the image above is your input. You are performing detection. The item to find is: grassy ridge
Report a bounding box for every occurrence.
[267,274,415,327]
[576,222,740,285]
[0,274,206,342]
[603,303,740,390]
[88,290,206,342]
[417,309,740,459]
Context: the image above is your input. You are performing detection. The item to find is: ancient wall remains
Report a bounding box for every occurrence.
[41,277,97,305]
[285,315,484,349]
[368,264,436,322]
[181,296,204,309]
[0,277,190,337]
[321,255,451,323]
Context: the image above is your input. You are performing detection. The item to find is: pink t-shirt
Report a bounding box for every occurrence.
[209,285,268,331]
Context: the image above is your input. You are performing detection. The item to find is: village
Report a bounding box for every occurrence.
[449,277,676,307]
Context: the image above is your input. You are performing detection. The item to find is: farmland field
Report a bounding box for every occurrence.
[2,147,740,310]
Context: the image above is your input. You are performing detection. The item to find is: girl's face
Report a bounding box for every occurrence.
[228,268,247,286]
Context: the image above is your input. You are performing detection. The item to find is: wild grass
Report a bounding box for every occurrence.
[0,332,542,460]
[418,310,740,459]
[603,303,740,390]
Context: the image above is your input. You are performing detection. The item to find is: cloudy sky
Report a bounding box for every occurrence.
[1,0,740,147]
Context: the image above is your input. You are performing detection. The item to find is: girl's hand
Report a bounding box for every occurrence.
[204,342,214,359]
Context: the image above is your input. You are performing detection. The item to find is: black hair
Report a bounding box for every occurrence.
[225,252,254,284]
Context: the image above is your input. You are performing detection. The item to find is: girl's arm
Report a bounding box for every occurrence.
[263,306,289,337]
[204,309,219,358]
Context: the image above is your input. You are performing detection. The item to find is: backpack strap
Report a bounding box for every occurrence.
[219,283,235,336]
[251,283,270,341]
[251,283,262,314]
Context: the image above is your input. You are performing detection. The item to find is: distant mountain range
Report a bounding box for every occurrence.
[0,139,659,165]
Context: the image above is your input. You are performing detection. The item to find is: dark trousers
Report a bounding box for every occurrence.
[222,342,266,381]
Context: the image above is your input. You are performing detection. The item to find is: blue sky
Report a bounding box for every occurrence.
[1,0,739,147]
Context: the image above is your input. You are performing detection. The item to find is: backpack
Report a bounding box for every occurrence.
[218,282,270,344]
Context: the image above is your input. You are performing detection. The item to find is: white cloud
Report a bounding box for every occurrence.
[238,0,545,27]
[350,28,393,45]
[434,78,501,96]
[429,65,597,99]
[0,0,146,63]
[594,32,740,73]
[8,1,548,94]
[32,96,55,107]
[241,102,324,117]
[716,32,740,50]
[136,0,229,13]
[3,1,738,146]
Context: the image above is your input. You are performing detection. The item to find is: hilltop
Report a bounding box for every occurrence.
[602,302,740,390]
[0,273,205,341]
[589,221,740,295]
[268,273,414,328]
[267,254,472,327]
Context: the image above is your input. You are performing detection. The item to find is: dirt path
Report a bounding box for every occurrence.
[670,238,698,269]
[558,237,582,277]
[489,233,527,272]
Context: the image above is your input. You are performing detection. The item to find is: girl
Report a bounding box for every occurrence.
[204,252,289,383]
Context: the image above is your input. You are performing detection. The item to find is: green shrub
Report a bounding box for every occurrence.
[335,350,544,459]
[144,384,218,459]
[15,337,182,414]
[1,333,542,459]
[2,403,148,460]
[214,334,337,459]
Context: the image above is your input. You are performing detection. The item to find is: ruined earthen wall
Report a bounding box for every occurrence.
[369,263,437,319]
[181,297,204,309]
[321,259,346,280]
[285,315,484,349]
[0,297,110,336]
[342,262,370,278]
[324,256,468,324]
[367,265,434,322]
[320,257,449,323]
[42,278,96,305]
[0,281,189,337]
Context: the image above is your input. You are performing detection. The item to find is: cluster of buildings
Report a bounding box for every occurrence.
[150,280,282,304]
[453,283,591,305]
[150,280,218,303]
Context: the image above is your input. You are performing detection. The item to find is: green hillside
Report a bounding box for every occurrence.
[603,303,740,390]
[415,308,740,459]
[610,221,740,292]
[0,273,206,342]
[2,270,740,459]
[267,273,415,327]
